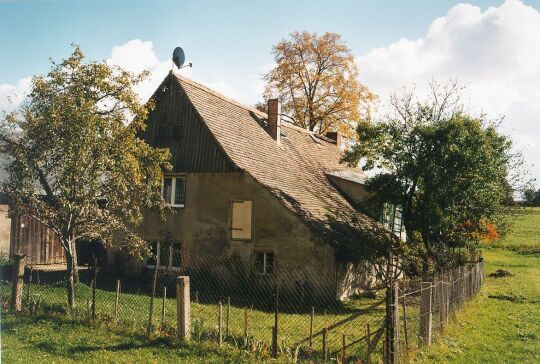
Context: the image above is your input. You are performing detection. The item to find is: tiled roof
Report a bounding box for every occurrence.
[326,170,368,185]
[174,74,388,242]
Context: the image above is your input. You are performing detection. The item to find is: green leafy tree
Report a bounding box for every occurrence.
[524,188,540,206]
[343,81,524,268]
[0,46,171,308]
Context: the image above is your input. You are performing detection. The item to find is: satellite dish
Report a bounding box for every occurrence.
[172,47,186,69]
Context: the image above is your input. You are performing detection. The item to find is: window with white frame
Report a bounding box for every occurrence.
[230,200,253,240]
[380,203,406,240]
[253,251,274,274]
[162,176,185,207]
[146,241,182,269]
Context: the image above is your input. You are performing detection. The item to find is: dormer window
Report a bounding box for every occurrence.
[163,176,185,207]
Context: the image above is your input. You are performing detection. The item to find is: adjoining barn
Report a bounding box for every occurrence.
[109,73,392,302]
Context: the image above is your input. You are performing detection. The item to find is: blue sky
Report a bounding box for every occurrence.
[1,0,539,185]
[0,0,524,83]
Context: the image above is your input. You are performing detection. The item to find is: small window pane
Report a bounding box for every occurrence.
[163,178,173,204]
[159,243,169,268]
[254,253,265,274]
[265,253,274,274]
[174,177,185,206]
[147,241,158,266]
[171,243,182,268]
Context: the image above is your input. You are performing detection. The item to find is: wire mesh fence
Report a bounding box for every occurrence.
[394,259,485,361]
[1,254,388,363]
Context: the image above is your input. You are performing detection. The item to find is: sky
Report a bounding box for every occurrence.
[1,0,539,186]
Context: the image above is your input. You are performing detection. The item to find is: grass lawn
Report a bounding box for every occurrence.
[494,207,540,250]
[0,311,251,364]
[412,208,540,363]
[0,273,384,362]
[0,280,384,361]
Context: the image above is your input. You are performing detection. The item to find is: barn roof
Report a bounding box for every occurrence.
[170,73,390,245]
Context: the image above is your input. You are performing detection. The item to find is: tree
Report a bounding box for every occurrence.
[0,46,171,308]
[524,188,540,206]
[262,31,375,136]
[343,81,523,268]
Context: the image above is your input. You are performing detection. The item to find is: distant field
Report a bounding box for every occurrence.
[412,209,540,363]
[496,207,540,247]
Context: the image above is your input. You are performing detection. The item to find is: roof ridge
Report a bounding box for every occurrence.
[281,122,339,146]
[173,72,268,119]
[174,72,339,148]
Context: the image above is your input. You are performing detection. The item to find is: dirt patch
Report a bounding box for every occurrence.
[489,269,513,278]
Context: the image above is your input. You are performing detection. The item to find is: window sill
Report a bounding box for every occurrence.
[146,265,182,271]
[166,204,185,208]
[230,238,252,242]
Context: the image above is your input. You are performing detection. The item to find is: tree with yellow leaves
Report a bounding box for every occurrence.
[263,31,375,136]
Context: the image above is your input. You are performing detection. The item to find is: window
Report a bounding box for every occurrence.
[162,176,185,207]
[146,241,182,269]
[254,252,274,274]
[230,200,253,240]
[380,203,406,240]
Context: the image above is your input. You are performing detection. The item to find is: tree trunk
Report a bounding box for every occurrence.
[66,250,76,309]
[64,238,78,309]
[70,239,79,284]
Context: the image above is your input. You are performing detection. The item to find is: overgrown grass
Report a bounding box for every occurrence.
[412,208,540,363]
[0,311,252,363]
[1,278,385,362]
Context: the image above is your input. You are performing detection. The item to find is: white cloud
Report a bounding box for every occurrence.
[0,76,31,113]
[0,38,259,111]
[106,39,178,102]
[357,0,540,185]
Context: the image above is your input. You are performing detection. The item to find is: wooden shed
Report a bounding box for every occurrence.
[10,215,65,264]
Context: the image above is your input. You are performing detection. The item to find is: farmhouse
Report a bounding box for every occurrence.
[109,73,391,301]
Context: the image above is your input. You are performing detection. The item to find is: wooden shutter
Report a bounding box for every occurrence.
[231,200,253,240]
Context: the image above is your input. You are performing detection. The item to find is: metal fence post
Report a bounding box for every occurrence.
[114,280,120,319]
[226,296,230,337]
[272,283,279,358]
[161,287,167,327]
[401,293,409,350]
[309,306,314,348]
[393,281,400,360]
[218,300,223,346]
[419,281,433,345]
[10,254,26,311]
[92,257,97,320]
[322,326,328,362]
[366,323,372,364]
[341,333,346,364]
[176,276,191,341]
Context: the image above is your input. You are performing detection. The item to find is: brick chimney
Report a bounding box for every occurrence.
[267,98,281,144]
[325,131,346,150]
